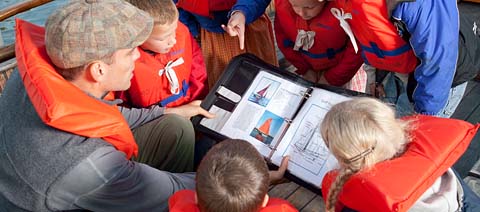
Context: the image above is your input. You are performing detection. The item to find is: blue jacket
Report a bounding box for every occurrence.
[392,0,459,115]
[174,0,271,36]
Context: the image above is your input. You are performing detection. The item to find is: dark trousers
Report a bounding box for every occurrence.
[454,170,480,212]
[131,114,195,173]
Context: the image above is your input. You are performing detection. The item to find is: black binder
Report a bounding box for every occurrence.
[192,53,364,194]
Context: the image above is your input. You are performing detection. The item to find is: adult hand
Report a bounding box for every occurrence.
[221,11,246,50]
[164,100,216,119]
[269,156,290,185]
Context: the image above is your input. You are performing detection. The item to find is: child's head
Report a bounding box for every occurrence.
[288,0,327,20]
[128,0,178,53]
[320,97,411,212]
[196,139,270,212]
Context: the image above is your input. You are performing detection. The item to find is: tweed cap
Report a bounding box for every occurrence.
[45,0,153,69]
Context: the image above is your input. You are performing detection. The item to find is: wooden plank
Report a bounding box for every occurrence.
[300,195,325,212]
[268,181,300,199]
[0,0,53,21]
[286,186,317,209]
[0,44,15,64]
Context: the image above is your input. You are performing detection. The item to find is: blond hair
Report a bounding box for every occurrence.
[196,139,270,212]
[127,0,178,25]
[320,97,412,211]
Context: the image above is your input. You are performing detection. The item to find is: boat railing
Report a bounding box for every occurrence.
[0,0,52,93]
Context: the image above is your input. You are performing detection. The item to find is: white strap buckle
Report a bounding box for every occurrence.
[331,8,359,53]
[294,29,316,51]
[159,57,184,94]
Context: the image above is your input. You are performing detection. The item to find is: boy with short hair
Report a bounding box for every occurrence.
[169,139,297,212]
[119,0,208,109]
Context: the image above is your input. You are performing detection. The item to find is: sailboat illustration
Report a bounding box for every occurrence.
[253,83,270,100]
[253,118,272,143]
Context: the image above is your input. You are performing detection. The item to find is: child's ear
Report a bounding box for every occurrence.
[262,194,269,208]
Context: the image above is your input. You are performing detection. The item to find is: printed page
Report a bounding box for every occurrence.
[270,88,351,188]
[218,70,309,157]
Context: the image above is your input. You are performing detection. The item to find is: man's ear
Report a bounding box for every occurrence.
[86,61,106,83]
[262,194,269,208]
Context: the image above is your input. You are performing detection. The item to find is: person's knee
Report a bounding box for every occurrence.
[160,114,195,144]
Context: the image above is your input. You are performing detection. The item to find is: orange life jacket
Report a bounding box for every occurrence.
[176,0,236,17]
[321,115,480,211]
[168,190,298,212]
[335,0,417,73]
[274,0,350,72]
[15,19,138,159]
[121,22,204,108]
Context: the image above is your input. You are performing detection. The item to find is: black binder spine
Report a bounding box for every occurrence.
[267,87,314,159]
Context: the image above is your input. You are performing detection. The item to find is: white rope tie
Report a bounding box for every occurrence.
[293,29,315,51]
[331,8,358,53]
[159,57,184,94]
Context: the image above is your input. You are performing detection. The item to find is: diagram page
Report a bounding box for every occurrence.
[271,88,350,188]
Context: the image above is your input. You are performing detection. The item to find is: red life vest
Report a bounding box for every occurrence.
[120,22,205,108]
[321,115,480,212]
[176,0,236,17]
[15,19,138,159]
[335,0,417,73]
[168,190,298,212]
[274,0,350,72]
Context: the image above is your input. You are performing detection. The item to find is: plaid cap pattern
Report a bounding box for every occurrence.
[45,0,153,69]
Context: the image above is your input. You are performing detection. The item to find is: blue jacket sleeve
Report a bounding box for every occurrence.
[178,8,201,37]
[392,0,459,115]
[232,0,271,24]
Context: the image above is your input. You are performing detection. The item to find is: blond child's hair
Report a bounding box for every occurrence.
[320,97,412,212]
[127,0,178,25]
[196,139,270,212]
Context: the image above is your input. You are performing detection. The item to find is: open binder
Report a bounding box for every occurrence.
[192,54,363,192]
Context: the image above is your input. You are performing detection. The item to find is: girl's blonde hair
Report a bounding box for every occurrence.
[320,97,412,212]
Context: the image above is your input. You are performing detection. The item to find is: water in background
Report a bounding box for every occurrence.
[0,0,68,46]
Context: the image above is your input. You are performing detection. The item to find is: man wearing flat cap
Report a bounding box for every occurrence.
[0,0,212,211]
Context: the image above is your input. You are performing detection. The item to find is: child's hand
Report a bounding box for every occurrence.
[269,156,290,185]
[164,100,216,119]
[221,11,246,50]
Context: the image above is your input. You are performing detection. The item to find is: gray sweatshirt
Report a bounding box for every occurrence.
[0,71,194,212]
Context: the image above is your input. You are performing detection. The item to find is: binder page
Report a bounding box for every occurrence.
[271,88,350,188]
[219,70,308,157]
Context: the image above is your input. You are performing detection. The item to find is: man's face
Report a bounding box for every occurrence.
[103,47,140,91]
[289,0,326,20]
[141,21,178,54]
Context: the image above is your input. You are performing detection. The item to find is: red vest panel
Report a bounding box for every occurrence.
[274,0,349,71]
[176,0,236,17]
[335,0,417,73]
[321,115,479,211]
[15,19,137,159]
[122,22,198,108]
